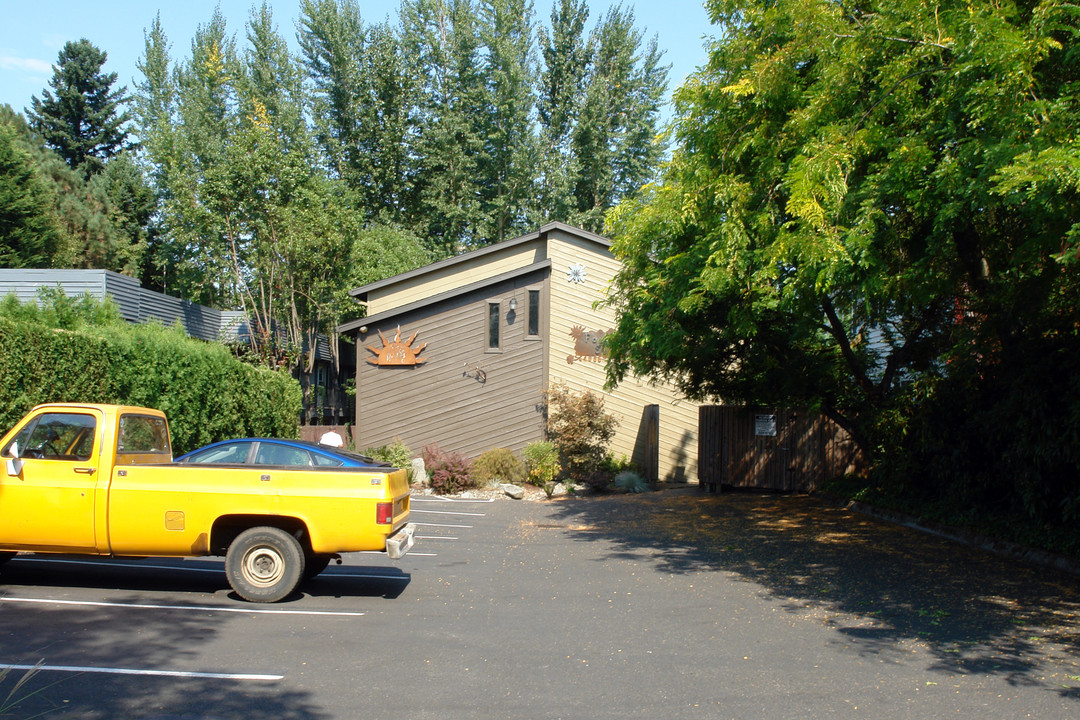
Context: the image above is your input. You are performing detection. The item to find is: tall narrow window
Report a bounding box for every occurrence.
[527,289,540,336]
[488,302,500,349]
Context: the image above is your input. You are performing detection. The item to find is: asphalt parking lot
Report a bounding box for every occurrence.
[1,487,1078,719]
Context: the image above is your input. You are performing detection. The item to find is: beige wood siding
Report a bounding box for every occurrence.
[545,228,700,482]
[355,270,549,461]
[366,240,545,316]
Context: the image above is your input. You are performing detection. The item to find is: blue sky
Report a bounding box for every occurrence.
[0,1,716,123]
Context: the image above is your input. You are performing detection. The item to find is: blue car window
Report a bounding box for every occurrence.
[187,442,251,464]
[254,444,312,466]
[311,452,343,467]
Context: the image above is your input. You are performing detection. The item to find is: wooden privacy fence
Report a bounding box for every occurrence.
[299,424,351,445]
[698,406,864,493]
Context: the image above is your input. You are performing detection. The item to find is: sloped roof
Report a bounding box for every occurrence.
[345,221,611,304]
[338,260,551,334]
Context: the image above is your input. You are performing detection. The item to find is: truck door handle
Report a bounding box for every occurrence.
[73,467,97,475]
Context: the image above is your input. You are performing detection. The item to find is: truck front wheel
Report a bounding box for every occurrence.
[226,527,305,603]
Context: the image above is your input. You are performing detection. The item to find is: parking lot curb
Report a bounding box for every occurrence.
[845,500,1080,578]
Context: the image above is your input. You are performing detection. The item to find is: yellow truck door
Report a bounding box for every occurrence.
[0,408,103,552]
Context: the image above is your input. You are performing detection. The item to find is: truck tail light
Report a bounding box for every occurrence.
[376,502,393,525]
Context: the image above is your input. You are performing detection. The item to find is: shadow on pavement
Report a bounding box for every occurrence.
[546,486,1080,696]
[0,592,328,719]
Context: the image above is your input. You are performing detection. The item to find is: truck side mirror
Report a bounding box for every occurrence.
[5,441,22,477]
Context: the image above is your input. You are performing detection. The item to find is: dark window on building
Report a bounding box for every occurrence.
[528,289,540,336]
[488,302,500,348]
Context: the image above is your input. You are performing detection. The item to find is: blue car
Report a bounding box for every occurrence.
[174,438,390,468]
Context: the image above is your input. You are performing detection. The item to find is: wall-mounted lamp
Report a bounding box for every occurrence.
[509,298,517,311]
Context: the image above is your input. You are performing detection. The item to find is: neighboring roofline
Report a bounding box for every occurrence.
[338,259,551,334]
[348,221,609,302]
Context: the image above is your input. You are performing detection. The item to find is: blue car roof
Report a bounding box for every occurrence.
[175,438,390,467]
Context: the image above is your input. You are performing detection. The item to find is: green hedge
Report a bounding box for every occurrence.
[0,317,301,455]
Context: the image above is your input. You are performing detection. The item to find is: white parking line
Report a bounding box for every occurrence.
[413,522,473,529]
[416,536,458,540]
[0,663,281,681]
[411,509,487,517]
[412,497,495,504]
[2,597,366,617]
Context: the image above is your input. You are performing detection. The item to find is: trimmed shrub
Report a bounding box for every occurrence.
[0,296,301,454]
[543,383,617,480]
[472,447,525,486]
[422,444,475,494]
[581,469,614,493]
[523,440,560,496]
[363,439,413,468]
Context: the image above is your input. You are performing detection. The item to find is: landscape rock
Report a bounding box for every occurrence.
[411,457,428,486]
[500,483,525,500]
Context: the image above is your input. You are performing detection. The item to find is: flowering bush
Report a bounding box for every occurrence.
[422,444,475,494]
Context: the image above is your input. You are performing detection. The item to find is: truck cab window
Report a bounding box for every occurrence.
[9,413,97,461]
[118,415,171,455]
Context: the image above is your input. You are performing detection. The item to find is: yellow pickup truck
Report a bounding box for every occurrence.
[0,403,414,602]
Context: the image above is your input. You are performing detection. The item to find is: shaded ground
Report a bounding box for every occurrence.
[1,485,1077,718]
[544,486,1080,694]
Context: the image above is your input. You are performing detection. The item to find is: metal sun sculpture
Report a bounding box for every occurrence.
[567,262,587,284]
[366,326,428,366]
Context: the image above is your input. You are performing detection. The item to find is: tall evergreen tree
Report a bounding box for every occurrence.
[300,0,418,220]
[133,14,189,295]
[571,7,668,233]
[0,114,63,268]
[476,0,539,243]
[3,106,146,274]
[28,39,131,177]
[401,0,487,254]
[535,0,590,224]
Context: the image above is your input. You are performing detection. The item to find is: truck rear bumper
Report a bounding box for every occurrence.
[386,523,416,559]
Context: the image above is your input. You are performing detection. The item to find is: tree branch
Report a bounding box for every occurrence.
[821,294,876,397]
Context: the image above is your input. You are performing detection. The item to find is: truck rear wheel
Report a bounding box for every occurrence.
[226,527,305,603]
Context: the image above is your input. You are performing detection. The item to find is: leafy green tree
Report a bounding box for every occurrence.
[604,0,1080,477]
[28,39,131,177]
[0,114,63,267]
[138,9,242,307]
